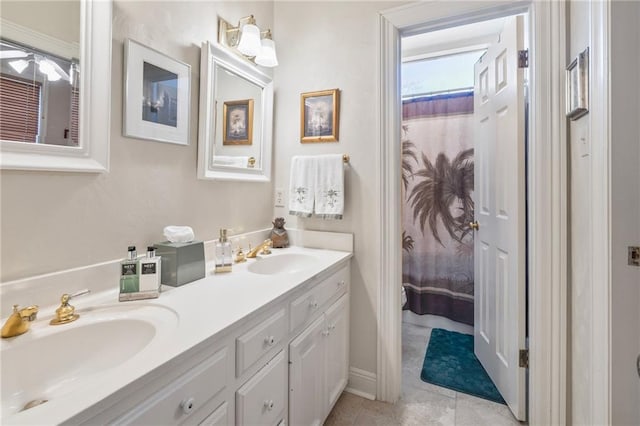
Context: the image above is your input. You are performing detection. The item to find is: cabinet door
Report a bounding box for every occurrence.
[324,293,350,410]
[289,315,326,426]
[236,351,286,426]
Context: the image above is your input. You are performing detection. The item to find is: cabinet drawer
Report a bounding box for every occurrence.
[236,350,286,426]
[118,347,229,425]
[199,402,228,426]
[290,265,348,332]
[236,308,286,377]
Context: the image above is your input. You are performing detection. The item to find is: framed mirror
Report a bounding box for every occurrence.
[0,0,111,172]
[198,42,273,182]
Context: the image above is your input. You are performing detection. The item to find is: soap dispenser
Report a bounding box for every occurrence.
[215,229,233,273]
[120,246,139,293]
[139,246,161,294]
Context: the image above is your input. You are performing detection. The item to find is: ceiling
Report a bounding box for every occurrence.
[402,17,507,61]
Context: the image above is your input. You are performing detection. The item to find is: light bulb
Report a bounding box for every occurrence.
[255,38,278,67]
[237,24,261,57]
[46,70,61,81]
[38,59,55,75]
[9,59,29,73]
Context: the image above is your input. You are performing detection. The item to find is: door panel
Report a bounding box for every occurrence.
[473,15,527,421]
[324,294,349,410]
[289,316,325,426]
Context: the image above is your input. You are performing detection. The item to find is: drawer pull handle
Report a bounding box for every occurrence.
[265,335,276,346]
[264,399,275,411]
[180,397,195,415]
[337,280,345,286]
[309,300,318,309]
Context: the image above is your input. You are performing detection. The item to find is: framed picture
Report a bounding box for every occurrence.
[223,99,254,145]
[566,47,589,120]
[124,39,191,145]
[300,89,340,143]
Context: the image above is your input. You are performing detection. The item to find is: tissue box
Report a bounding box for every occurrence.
[155,241,205,287]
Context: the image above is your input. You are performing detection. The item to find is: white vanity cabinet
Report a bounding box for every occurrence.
[72,259,350,426]
[289,294,350,426]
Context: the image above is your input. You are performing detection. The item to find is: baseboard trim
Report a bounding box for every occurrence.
[345,367,377,400]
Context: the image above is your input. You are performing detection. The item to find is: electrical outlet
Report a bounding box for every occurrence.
[275,188,285,207]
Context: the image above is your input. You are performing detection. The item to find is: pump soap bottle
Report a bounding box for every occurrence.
[120,246,139,293]
[215,229,233,273]
[139,246,161,297]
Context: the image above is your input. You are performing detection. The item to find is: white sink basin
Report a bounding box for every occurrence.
[1,304,178,416]
[248,253,318,275]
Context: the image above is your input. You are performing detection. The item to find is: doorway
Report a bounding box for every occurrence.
[399,15,525,423]
[377,2,568,425]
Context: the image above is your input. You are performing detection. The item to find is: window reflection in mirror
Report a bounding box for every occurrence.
[0,0,80,147]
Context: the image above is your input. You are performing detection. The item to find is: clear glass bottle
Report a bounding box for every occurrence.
[139,246,161,293]
[215,229,233,273]
[120,246,139,293]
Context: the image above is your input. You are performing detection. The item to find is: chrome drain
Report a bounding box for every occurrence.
[21,399,48,411]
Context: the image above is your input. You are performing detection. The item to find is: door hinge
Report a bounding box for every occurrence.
[518,49,529,68]
[519,349,529,368]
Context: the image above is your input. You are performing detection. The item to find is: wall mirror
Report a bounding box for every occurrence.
[198,41,273,182]
[0,0,111,172]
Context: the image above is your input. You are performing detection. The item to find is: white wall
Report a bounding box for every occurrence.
[1,0,80,45]
[272,0,401,380]
[609,1,640,423]
[0,1,274,282]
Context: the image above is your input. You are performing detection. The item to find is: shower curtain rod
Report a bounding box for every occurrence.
[402,86,473,101]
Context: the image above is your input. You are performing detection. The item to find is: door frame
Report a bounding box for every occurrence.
[376,1,568,424]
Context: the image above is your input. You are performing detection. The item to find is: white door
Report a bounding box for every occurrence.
[289,315,326,426]
[324,294,350,410]
[473,15,527,421]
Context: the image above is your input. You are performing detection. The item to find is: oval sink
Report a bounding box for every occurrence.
[248,253,318,275]
[1,304,177,416]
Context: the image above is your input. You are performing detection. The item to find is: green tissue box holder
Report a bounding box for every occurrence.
[155,241,205,287]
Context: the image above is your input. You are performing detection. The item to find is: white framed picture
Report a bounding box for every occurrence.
[124,39,191,145]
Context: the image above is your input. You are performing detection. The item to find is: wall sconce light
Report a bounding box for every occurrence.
[218,15,278,68]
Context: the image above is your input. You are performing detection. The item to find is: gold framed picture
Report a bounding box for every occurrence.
[300,89,340,143]
[223,99,254,145]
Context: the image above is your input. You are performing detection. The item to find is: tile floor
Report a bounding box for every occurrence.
[325,322,522,426]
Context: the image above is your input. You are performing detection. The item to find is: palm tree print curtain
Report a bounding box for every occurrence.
[402,91,475,325]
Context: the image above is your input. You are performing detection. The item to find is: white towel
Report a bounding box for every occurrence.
[212,155,249,168]
[289,156,316,217]
[314,154,344,219]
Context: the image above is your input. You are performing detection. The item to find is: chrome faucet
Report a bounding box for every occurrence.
[1,304,39,338]
[246,239,273,258]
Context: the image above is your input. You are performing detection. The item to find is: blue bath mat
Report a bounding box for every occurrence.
[420,328,505,404]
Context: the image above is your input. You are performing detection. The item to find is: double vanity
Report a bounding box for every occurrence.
[1,234,352,426]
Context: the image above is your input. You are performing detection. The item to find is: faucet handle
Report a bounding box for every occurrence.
[69,289,91,299]
[260,239,273,255]
[51,289,89,326]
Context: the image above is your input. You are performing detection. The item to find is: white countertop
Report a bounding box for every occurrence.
[1,246,352,425]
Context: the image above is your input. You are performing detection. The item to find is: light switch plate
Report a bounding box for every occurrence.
[275,188,285,207]
[628,246,640,266]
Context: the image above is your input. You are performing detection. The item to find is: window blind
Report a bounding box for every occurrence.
[70,87,79,145]
[0,74,41,143]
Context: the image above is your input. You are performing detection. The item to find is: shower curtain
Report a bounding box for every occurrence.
[401,91,475,326]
